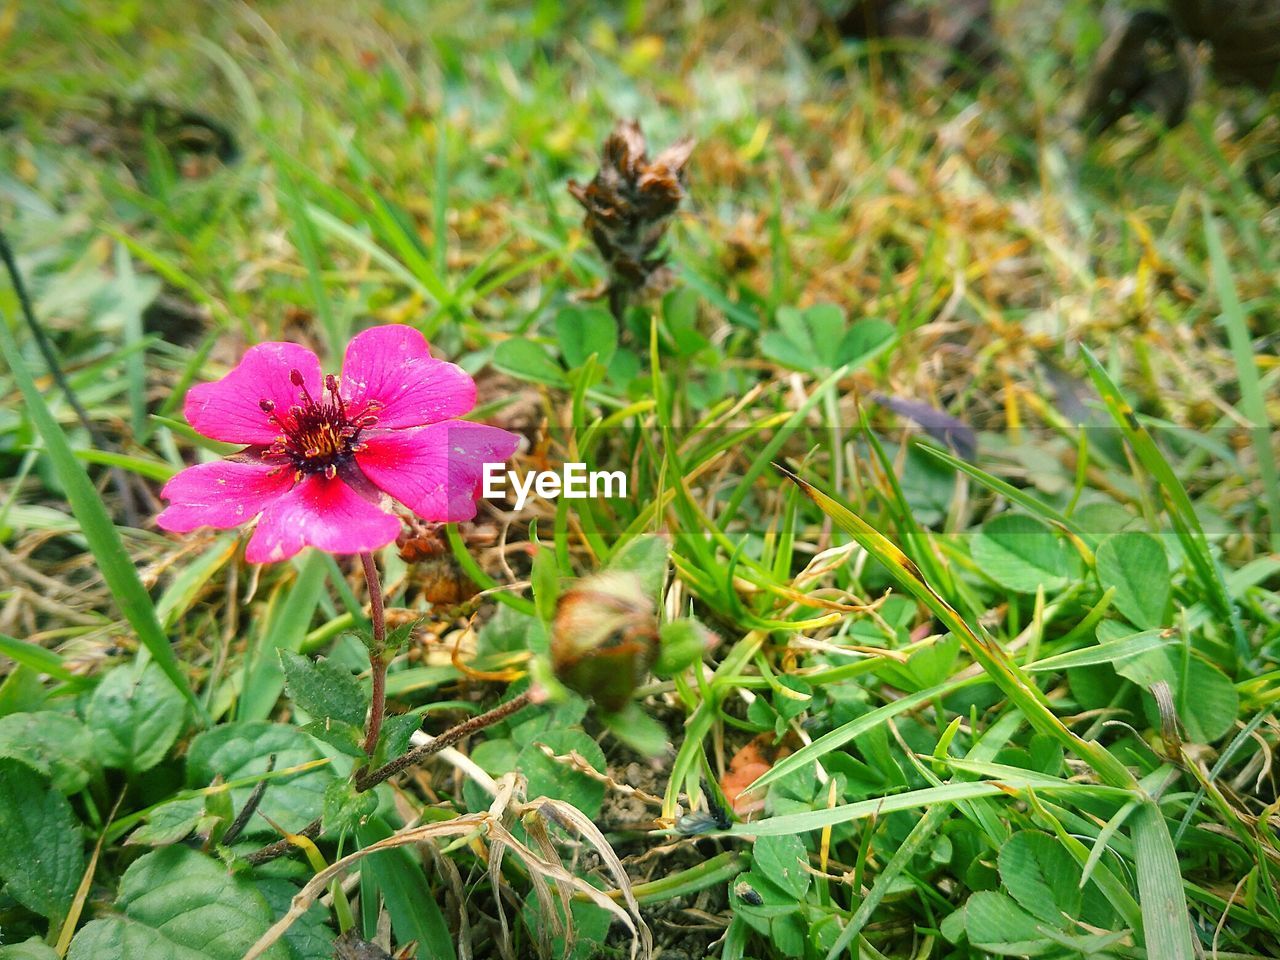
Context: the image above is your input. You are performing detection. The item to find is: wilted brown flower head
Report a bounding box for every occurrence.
[568,120,694,311]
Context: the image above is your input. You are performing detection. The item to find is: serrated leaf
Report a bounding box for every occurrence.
[301,717,366,757]
[0,711,97,793]
[321,779,377,835]
[125,797,207,847]
[0,758,83,921]
[1095,532,1170,629]
[66,847,288,960]
[187,722,332,838]
[87,661,187,774]
[279,650,367,727]
[971,513,1076,594]
[753,834,810,900]
[379,711,424,761]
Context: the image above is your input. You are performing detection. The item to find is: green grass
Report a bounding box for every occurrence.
[1,2,1278,959]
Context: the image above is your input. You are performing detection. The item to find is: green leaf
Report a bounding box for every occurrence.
[1028,629,1168,672]
[321,779,377,835]
[0,633,87,687]
[301,717,367,757]
[753,834,810,900]
[730,776,1125,837]
[836,318,896,367]
[1095,532,1170,629]
[492,338,567,386]
[0,939,59,960]
[998,831,1081,926]
[125,797,207,847]
[970,513,1076,594]
[0,758,84,922]
[0,319,202,719]
[240,552,330,722]
[605,533,670,597]
[599,702,669,757]
[530,542,560,624]
[187,722,332,837]
[1131,801,1194,960]
[66,847,289,960]
[88,662,188,774]
[1081,347,1246,659]
[279,651,367,728]
[555,305,617,371]
[0,711,98,793]
[357,818,456,960]
[255,878,336,960]
[517,728,606,818]
[1115,649,1238,743]
[963,891,1052,955]
[776,462,1137,790]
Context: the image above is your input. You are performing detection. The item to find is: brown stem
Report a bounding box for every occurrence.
[607,284,629,327]
[359,552,388,759]
[242,819,321,866]
[243,691,533,867]
[354,691,533,792]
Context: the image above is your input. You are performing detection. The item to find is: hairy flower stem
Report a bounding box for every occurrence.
[607,285,630,328]
[360,552,388,760]
[243,690,533,866]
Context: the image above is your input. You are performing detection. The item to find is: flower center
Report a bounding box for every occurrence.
[260,371,382,479]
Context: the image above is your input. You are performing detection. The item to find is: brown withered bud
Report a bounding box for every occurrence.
[568,119,694,322]
[396,519,480,608]
[550,571,659,712]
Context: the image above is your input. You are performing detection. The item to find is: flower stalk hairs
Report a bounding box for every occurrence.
[159,323,519,761]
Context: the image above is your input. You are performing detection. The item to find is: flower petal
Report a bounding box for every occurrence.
[157,460,295,533]
[185,342,324,444]
[355,421,520,522]
[339,324,476,429]
[244,474,402,563]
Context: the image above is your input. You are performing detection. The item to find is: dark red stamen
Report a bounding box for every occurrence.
[259,369,372,477]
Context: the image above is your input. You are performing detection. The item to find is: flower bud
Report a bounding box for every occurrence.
[550,572,658,712]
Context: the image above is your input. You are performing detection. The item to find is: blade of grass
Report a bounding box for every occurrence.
[1081,346,1247,660]
[0,633,90,687]
[237,551,329,721]
[727,776,1127,837]
[1131,800,1195,960]
[269,142,344,355]
[1203,209,1280,553]
[0,314,205,720]
[746,676,978,794]
[774,461,1137,790]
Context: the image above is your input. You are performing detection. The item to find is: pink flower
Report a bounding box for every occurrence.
[157,324,520,563]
